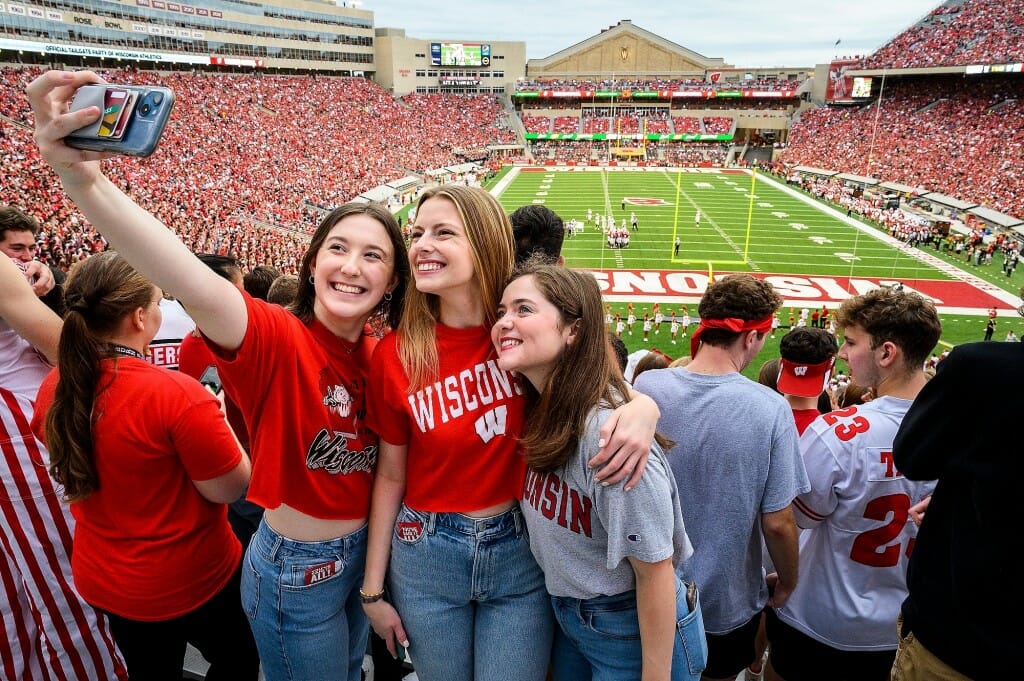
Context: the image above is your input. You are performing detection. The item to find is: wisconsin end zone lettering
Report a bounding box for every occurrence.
[582,270,1017,310]
[147,341,181,369]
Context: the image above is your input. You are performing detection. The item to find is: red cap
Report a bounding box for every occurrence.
[777,357,836,398]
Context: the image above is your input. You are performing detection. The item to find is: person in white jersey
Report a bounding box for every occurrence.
[766,287,942,681]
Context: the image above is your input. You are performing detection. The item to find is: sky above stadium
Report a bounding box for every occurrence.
[364,0,941,67]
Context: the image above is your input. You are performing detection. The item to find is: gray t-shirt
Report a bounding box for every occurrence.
[520,404,694,600]
[633,367,810,634]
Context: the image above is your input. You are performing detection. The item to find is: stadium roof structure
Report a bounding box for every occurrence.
[354,185,397,204]
[792,166,838,177]
[525,19,729,78]
[921,192,977,211]
[444,162,483,174]
[880,181,927,196]
[967,205,1024,230]
[835,172,880,186]
[386,176,421,193]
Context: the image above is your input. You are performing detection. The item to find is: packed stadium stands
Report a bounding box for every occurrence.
[779,74,1024,218]
[3,0,1023,279]
[0,66,512,272]
[863,0,1024,69]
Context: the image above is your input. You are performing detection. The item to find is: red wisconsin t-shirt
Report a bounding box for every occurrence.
[205,293,377,520]
[366,324,526,512]
[32,358,242,621]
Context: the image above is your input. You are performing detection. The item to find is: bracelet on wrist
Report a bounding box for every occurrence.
[359,587,385,604]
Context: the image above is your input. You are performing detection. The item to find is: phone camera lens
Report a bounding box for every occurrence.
[139,102,152,115]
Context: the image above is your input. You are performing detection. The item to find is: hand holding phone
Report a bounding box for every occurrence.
[66,84,175,157]
[199,365,223,395]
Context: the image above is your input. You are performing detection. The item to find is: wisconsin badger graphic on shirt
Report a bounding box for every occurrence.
[367,323,526,513]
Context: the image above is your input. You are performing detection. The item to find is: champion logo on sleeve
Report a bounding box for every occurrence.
[627,534,642,543]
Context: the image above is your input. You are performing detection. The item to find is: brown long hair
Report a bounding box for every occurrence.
[512,264,672,472]
[291,201,409,336]
[45,252,155,501]
[398,185,514,391]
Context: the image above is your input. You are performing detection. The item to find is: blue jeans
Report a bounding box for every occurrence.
[550,579,707,681]
[241,518,368,681]
[388,504,553,681]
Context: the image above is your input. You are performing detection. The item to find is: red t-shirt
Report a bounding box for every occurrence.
[366,324,526,512]
[205,293,376,520]
[179,331,250,452]
[32,358,242,621]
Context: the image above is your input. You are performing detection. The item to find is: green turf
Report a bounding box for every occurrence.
[493,167,1024,379]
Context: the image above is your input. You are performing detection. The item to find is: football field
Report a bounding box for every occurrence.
[486,166,1024,367]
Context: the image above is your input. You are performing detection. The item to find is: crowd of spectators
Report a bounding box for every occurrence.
[672,116,703,134]
[553,116,579,133]
[863,0,1024,69]
[515,78,803,92]
[522,115,552,133]
[523,112,736,136]
[1,65,513,273]
[778,75,1024,217]
[703,116,735,134]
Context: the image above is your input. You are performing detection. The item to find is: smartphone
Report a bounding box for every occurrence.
[199,365,223,395]
[66,84,175,158]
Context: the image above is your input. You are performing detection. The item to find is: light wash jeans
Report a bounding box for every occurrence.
[241,518,368,681]
[388,503,553,681]
[550,578,707,681]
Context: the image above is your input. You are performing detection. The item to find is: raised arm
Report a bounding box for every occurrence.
[0,257,62,364]
[27,70,247,350]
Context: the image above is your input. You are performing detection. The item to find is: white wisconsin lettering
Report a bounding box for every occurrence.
[664,272,710,294]
[458,369,479,411]
[794,366,808,376]
[809,277,853,300]
[443,375,464,419]
[765,276,821,299]
[409,386,436,431]
[474,363,494,405]
[607,271,666,294]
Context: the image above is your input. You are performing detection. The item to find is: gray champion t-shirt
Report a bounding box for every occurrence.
[520,404,693,600]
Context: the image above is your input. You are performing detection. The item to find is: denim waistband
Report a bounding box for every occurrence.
[406,504,524,539]
[552,577,690,613]
[254,517,367,561]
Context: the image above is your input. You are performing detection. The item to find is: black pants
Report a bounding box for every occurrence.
[104,560,259,681]
[371,632,411,681]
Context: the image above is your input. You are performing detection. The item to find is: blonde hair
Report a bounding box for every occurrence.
[398,185,514,390]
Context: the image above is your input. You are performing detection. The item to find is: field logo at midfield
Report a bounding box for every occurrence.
[624,197,670,206]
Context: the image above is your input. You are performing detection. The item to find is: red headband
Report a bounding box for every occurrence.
[690,315,775,357]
